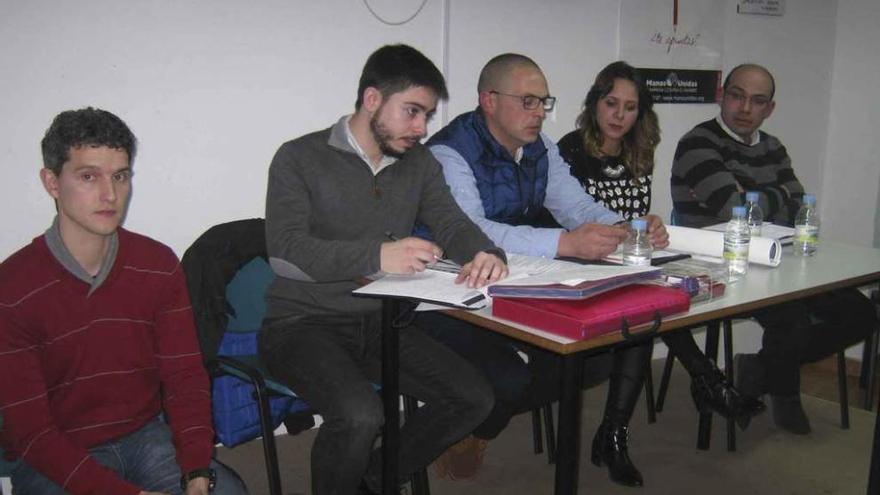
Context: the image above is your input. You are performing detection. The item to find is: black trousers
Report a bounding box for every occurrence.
[756,287,875,395]
[260,312,493,494]
[662,287,875,396]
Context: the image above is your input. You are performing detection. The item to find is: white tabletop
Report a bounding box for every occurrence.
[446,242,880,354]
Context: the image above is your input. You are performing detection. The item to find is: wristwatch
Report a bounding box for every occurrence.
[180,467,216,492]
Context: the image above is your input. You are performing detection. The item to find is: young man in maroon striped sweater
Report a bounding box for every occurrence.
[0,108,247,495]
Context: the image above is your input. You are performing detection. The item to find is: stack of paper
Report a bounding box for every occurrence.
[352,254,660,309]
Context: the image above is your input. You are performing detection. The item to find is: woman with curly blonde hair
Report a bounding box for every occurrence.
[559,61,660,220]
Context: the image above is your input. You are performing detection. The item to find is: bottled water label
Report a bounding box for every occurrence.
[723,240,749,261]
[794,224,819,256]
[723,237,749,278]
[795,225,819,246]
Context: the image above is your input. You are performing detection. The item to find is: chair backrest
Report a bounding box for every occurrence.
[225,257,276,335]
[182,219,309,448]
[670,208,681,227]
[181,218,267,363]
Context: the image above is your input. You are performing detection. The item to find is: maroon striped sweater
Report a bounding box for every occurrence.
[0,228,213,494]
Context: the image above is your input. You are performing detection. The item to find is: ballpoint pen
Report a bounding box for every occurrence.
[383,231,461,273]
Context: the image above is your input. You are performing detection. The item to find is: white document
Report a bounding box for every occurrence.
[499,254,659,287]
[353,270,488,309]
[354,253,658,311]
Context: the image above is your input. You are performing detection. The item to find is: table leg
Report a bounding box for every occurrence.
[697,321,721,450]
[722,319,736,451]
[555,353,584,495]
[868,388,880,494]
[381,299,400,495]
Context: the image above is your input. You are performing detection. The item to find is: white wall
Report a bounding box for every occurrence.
[0,0,447,256]
[0,0,860,260]
[822,0,880,247]
[5,0,877,359]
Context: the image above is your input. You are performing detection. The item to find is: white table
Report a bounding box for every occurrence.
[440,242,880,494]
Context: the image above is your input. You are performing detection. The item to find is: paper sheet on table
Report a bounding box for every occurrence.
[413,256,586,311]
[373,254,655,311]
[497,253,659,286]
[666,225,782,267]
[353,270,487,309]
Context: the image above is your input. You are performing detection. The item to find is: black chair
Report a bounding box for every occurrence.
[183,218,306,495]
[183,218,431,495]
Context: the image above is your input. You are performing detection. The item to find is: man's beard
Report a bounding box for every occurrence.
[369,113,405,158]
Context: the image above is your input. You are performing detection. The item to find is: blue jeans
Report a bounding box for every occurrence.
[12,418,247,495]
[259,311,493,495]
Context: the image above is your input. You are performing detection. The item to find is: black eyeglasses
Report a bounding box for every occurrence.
[723,89,772,108]
[490,91,557,112]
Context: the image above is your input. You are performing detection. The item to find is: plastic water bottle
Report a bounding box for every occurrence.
[793,194,820,257]
[724,206,750,281]
[745,191,764,238]
[622,218,652,266]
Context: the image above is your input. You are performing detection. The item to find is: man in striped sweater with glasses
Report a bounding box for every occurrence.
[671,64,875,435]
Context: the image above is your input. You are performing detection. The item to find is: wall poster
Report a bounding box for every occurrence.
[619,0,725,103]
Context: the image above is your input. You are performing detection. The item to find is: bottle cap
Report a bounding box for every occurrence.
[732,206,747,217]
[803,193,816,205]
[745,191,759,203]
[631,218,647,231]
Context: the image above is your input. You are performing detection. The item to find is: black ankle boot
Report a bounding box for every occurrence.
[591,420,643,487]
[691,369,766,429]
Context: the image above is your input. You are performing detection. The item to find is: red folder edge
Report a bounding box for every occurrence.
[492,284,690,341]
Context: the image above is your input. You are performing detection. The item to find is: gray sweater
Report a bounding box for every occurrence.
[265,116,499,318]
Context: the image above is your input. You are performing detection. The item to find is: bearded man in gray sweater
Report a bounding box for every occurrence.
[259,44,508,495]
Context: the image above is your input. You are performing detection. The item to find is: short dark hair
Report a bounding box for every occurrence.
[723,63,776,99]
[41,107,137,175]
[477,53,542,93]
[355,44,448,110]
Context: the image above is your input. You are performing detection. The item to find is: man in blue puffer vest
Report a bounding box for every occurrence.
[417,53,670,483]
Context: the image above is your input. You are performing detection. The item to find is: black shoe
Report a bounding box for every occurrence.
[591,420,644,487]
[734,353,766,400]
[771,394,812,434]
[691,369,766,429]
[357,480,379,495]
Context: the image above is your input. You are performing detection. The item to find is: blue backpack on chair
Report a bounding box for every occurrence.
[210,257,311,447]
[182,218,310,495]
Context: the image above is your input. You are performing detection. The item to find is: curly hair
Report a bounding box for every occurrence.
[41,107,137,175]
[575,61,660,177]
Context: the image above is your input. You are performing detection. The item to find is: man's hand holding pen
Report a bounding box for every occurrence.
[381,232,507,288]
[380,235,443,274]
